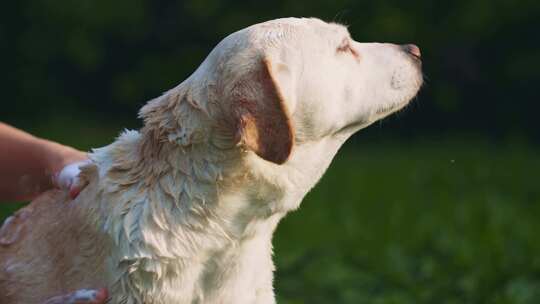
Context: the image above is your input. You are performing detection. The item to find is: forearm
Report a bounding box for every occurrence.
[0,123,81,201]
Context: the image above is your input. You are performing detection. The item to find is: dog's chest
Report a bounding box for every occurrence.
[108,232,276,304]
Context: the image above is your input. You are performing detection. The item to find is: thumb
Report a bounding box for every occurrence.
[52,159,92,199]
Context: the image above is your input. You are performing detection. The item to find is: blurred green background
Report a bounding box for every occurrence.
[1,0,540,303]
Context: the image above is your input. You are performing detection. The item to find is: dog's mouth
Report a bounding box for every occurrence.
[401,44,422,66]
[408,52,422,65]
[334,95,418,136]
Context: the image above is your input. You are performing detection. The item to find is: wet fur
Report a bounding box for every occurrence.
[0,17,422,304]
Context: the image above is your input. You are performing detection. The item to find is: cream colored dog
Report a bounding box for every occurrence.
[0,17,422,304]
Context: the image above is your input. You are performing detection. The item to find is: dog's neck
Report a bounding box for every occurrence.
[90,128,288,303]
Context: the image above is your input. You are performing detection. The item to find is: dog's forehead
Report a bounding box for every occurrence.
[198,18,351,84]
[257,18,345,31]
[247,18,349,44]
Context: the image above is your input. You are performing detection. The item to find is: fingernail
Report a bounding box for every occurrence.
[69,187,81,199]
[94,288,109,301]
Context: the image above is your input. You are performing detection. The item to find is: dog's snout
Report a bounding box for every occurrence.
[401,44,421,59]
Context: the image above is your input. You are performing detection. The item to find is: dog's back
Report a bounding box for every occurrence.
[0,185,108,303]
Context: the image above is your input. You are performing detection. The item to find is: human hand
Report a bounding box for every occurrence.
[52,159,92,199]
[43,141,90,199]
[0,124,94,202]
[42,288,108,304]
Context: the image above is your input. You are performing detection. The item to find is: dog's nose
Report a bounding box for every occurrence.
[401,44,421,59]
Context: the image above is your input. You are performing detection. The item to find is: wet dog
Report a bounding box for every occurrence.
[0,18,422,303]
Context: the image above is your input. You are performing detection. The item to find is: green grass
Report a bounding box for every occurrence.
[274,139,540,304]
[1,132,539,303]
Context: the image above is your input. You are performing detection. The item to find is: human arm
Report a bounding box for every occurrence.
[0,123,87,201]
[0,123,107,303]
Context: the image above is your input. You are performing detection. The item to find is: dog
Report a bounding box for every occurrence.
[0,17,423,303]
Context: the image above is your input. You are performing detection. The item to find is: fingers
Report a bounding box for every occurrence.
[53,161,86,189]
[43,288,108,304]
[52,159,92,199]
[68,167,90,199]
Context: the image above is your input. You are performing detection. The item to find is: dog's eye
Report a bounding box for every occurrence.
[336,39,359,58]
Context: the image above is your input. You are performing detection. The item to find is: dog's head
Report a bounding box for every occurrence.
[140,17,422,168]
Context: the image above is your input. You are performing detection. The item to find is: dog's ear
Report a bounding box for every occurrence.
[231,57,294,164]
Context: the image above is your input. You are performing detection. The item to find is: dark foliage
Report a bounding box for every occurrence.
[2,0,539,139]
